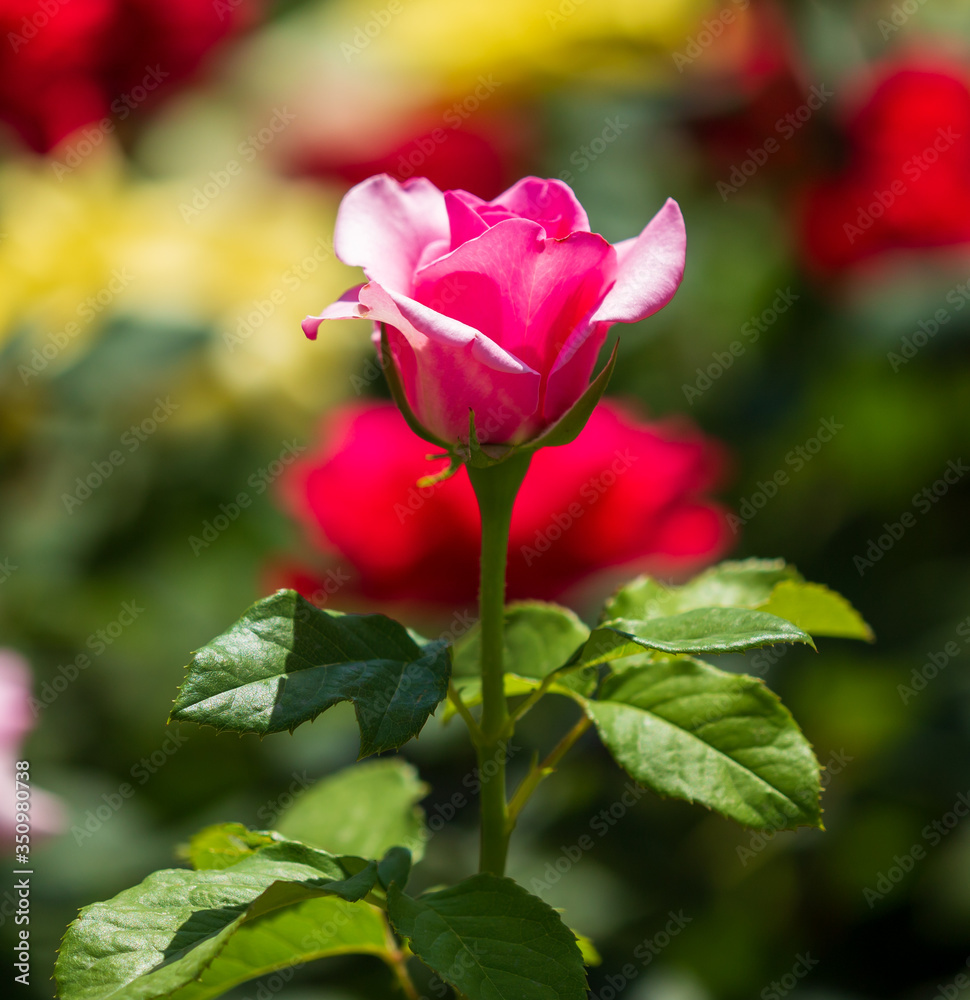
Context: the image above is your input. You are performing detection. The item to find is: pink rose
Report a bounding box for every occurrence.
[303,175,686,446]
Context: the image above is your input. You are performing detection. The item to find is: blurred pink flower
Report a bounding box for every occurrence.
[303,175,686,447]
[276,399,731,609]
[1,651,64,849]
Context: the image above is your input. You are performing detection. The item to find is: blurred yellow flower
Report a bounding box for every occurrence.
[321,0,714,86]
[0,148,363,420]
[223,0,715,173]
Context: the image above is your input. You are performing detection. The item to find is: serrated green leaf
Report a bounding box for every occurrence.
[275,758,429,862]
[759,580,874,641]
[56,841,385,1000]
[184,823,279,870]
[170,590,450,756]
[576,607,815,669]
[585,655,822,829]
[387,874,587,1000]
[163,897,387,1000]
[603,559,798,622]
[603,560,871,642]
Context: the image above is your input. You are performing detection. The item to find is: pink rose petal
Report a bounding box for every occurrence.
[592,198,686,324]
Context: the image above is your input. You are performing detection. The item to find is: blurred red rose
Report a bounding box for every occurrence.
[687,0,819,179]
[277,399,731,609]
[293,113,527,201]
[0,0,256,152]
[801,59,970,271]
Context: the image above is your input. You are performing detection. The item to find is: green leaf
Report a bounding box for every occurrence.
[170,590,450,756]
[585,655,822,829]
[453,602,591,679]
[163,897,387,1000]
[56,841,387,1000]
[576,608,815,669]
[603,560,871,642]
[377,846,412,890]
[446,603,596,717]
[387,874,588,1000]
[759,580,874,641]
[183,823,279,870]
[276,758,429,861]
[603,559,797,622]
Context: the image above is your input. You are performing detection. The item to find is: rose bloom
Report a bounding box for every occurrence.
[277,400,730,608]
[0,0,256,152]
[801,59,970,271]
[303,175,685,446]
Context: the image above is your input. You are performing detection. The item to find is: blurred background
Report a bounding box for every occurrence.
[2,0,969,997]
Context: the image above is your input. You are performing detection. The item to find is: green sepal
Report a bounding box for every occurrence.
[522,339,619,452]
